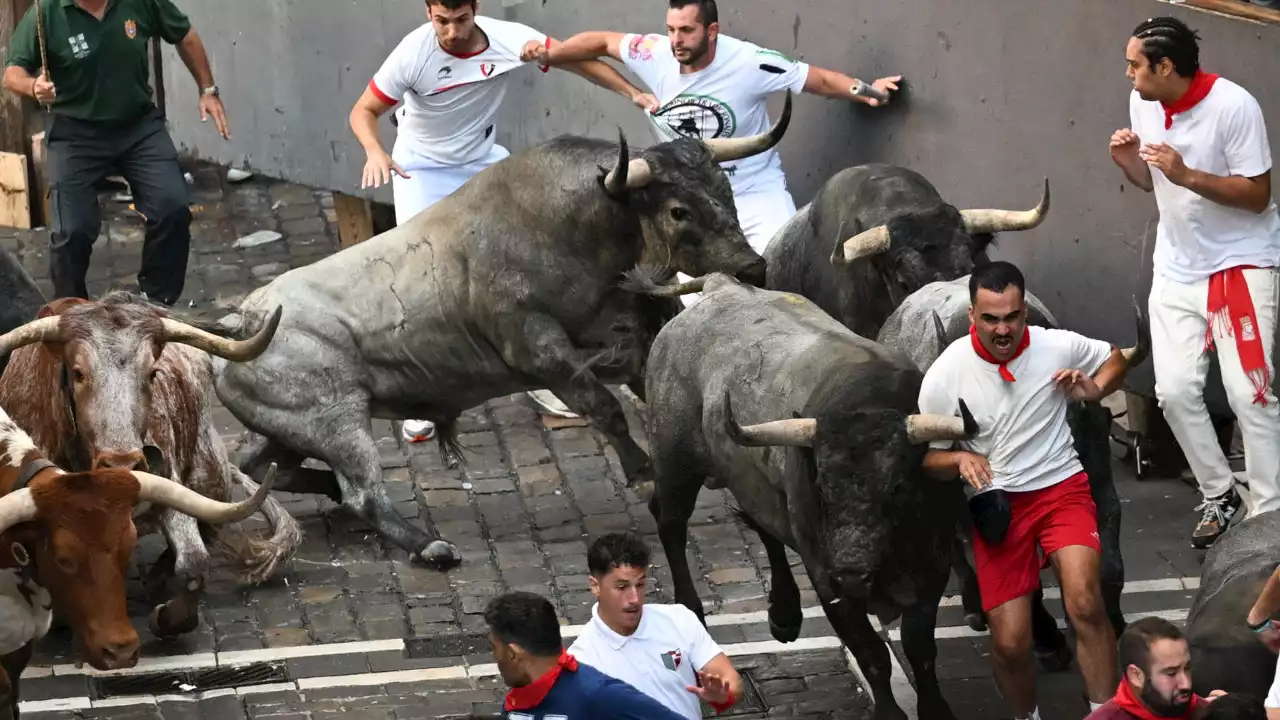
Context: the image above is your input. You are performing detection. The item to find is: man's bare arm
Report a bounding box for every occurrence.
[174,28,215,89]
[348,87,408,188]
[540,31,627,65]
[1181,169,1272,214]
[802,65,900,106]
[698,653,743,705]
[1089,348,1130,400]
[2,66,38,99]
[548,38,651,107]
[1248,565,1280,627]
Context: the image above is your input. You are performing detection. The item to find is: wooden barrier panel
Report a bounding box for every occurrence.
[0,152,31,229]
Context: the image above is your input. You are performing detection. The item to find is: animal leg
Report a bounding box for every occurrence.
[0,643,30,720]
[239,433,340,502]
[742,515,802,642]
[822,597,907,720]
[950,529,986,631]
[151,508,208,638]
[496,313,653,495]
[648,473,705,622]
[900,600,958,720]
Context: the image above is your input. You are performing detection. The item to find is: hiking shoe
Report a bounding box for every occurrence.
[1191,487,1242,549]
[402,419,436,444]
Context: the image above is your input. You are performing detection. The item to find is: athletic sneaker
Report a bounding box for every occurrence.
[1191,486,1243,549]
[525,390,579,419]
[402,419,436,443]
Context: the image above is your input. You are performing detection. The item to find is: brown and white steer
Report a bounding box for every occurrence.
[0,293,299,640]
[0,407,277,718]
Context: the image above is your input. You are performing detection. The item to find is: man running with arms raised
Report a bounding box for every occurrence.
[349,0,657,441]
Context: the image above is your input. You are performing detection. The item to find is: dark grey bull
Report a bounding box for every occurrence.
[209,99,793,569]
[0,247,46,377]
[1185,510,1280,699]
[642,272,983,720]
[877,276,1150,670]
[763,163,1050,339]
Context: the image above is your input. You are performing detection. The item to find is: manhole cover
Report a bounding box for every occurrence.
[405,632,491,659]
[91,662,289,699]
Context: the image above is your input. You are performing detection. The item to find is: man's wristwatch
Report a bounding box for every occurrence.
[1249,616,1273,632]
[201,85,219,98]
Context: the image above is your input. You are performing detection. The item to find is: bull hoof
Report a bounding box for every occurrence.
[964,612,987,632]
[631,480,655,503]
[768,617,802,643]
[148,603,198,638]
[418,540,462,570]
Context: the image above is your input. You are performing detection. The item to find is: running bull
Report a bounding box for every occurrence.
[0,294,300,639]
[877,276,1150,670]
[763,163,1050,339]
[640,271,983,720]
[209,96,793,569]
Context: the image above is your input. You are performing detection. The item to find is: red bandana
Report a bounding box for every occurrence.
[1112,680,1199,720]
[1161,69,1219,130]
[970,325,1030,382]
[1206,266,1271,406]
[504,650,579,711]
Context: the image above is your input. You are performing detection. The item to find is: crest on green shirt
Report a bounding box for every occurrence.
[125,19,137,39]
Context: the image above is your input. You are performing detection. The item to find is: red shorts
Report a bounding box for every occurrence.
[971,472,1100,613]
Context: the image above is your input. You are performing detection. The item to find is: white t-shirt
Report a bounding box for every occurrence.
[568,603,724,720]
[1266,652,1280,709]
[370,17,548,167]
[616,33,809,195]
[917,327,1114,494]
[1130,78,1280,284]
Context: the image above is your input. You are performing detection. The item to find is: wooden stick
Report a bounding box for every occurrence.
[33,0,49,108]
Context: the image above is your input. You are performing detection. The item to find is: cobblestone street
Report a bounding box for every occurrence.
[0,162,1218,720]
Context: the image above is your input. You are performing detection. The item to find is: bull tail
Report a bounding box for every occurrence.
[213,468,303,585]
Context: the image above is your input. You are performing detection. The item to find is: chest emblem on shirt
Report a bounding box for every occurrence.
[480,62,495,77]
[660,648,683,671]
[124,19,137,39]
[437,66,453,80]
[68,33,90,59]
[653,94,737,142]
[628,34,660,61]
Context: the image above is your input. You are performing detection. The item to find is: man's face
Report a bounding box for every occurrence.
[489,633,527,688]
[1126,37,1175,102]
[1129,638,1194,717]
[427,1,478,53]
[968,285,1027,362]
[589,564,647,634]
[666,5,715,66]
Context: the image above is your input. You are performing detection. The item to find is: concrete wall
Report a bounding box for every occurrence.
[161,0,1280,406]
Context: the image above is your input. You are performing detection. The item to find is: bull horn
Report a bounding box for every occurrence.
[959,177,1050,235]
[134,462,278,525]
[161,306,282,362]
[832,225,892,266]
[723,389,815,448]
[602,130,653,194]
[0,488,38,535]
[703,90,793,163]
[639,275,709,298]
[931,311,948,350]
[0,317,64,359]
[1121,296,1151,367]
[906,399,978,444]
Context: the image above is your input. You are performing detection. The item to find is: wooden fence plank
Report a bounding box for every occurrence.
[0,151,32,229]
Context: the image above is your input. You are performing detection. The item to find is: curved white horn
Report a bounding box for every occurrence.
[0,317,64,358]
[161,306,282,362]
[959,177,1051,235]
[134,463,278,524]
[0,488,37,535]
[723,389,815,448]
[833,226,892,266]
[602,130,654,193]
[905,415,969,444]
[703,90,793,163]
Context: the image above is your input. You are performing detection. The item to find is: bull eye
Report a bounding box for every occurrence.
[669,206,692,223]
[56,556,77,574]
[71,368,85,383]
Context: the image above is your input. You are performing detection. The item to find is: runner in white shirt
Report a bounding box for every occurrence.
[567,532,742,720]
[348,0,659,442]
[919,262,1135,720]
[523,0,901,256]
[1110,16,1280,549]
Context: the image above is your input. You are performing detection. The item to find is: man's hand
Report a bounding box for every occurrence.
[865,75,901,107]
[1250,617,1280,654]
[1052,368,1102,402]
[362,149,410,189]
[199,93,230,140]
[957,452,993,491]
[32,70,55,104]
[522,40,549,65]
[1139,142,1190,185]
[686,671,732,705]
[1110,128,1140,163]
[631,91,659,113]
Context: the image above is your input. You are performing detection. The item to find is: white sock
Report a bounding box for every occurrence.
[1089,700,1104,711]
[1016,708,1042,720]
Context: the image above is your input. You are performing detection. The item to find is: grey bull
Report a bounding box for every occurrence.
[877,275,1150,669]
[210,99,793,568]
[641,272,983,720]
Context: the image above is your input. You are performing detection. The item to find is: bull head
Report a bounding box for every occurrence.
[832,178,1051,265]
[602,91,794,196]
[723,390,978,447]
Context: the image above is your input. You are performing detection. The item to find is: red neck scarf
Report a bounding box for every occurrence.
[1161,69,1219,129]
[504,651,579,711]
[970,325,1030,382]
[1206,267,1271,406]
[1112,680,1199,720]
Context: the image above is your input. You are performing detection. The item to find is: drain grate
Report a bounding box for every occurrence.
[91,662,290,700]
[404,632,491,659]
[700,670,766,716]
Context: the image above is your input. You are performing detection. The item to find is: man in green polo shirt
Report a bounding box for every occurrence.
[3,0,228,306]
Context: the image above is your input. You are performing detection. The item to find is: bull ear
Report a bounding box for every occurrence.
[142,444,170,479]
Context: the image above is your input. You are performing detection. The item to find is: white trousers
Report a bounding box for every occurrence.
[390,144,510,223]
[677,185,798,307]
[1149,268,1280,512]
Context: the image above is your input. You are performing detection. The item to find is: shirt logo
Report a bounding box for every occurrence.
[660,648,683,671]
[628,34,660,61]
[437,66,452,80]
[653,94,738,142]
[480,62,495,77]
[68,33,90,59]
[124,19,137,39]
